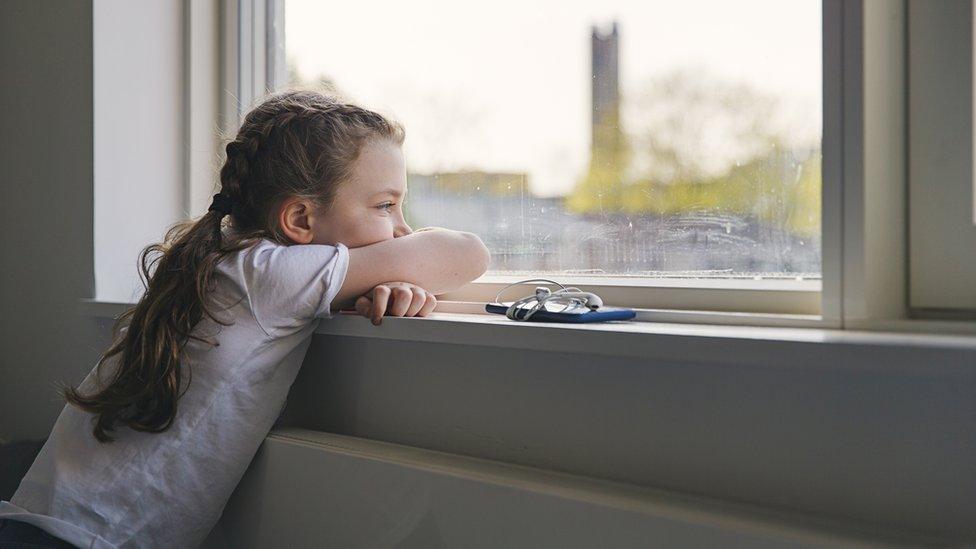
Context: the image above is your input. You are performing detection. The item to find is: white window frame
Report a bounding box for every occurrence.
[203,0,976,332]
[182,0,284,216]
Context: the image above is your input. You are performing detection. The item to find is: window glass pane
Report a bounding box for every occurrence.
[283,0,822,279]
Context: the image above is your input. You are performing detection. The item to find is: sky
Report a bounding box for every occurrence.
[285,0,822,197]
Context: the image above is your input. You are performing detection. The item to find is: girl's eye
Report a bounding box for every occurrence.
[378,202,395,212]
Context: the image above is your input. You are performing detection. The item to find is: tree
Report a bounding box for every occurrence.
[566,68,821,238]
[566,109,630,214]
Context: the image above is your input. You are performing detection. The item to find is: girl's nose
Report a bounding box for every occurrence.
[394,220,413,238]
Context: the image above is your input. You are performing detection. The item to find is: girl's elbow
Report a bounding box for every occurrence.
[461,232,490,280]
[474,235,491,277]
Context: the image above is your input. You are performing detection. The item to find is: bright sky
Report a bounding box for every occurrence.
[286,0,822,197]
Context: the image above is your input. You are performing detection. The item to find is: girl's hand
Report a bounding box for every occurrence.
[354,282,437,325]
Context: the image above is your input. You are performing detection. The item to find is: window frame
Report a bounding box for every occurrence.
[214,0,976,332]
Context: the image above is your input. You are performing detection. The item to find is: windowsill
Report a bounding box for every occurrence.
[77,297,976,356]
[310,309,976,362]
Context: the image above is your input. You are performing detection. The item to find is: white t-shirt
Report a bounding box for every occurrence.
[0,236,350,548]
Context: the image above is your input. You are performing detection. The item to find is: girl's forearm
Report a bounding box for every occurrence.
[395,229,489,292]
[334,229,489,306]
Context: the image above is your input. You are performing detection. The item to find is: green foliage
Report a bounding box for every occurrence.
[567,113,630,213]
[570,149,821,237]
[567,70,822,238]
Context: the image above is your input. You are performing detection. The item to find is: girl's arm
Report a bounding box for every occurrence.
[332,228,489,310]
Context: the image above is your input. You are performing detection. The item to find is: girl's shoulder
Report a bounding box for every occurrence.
[216,231,350,334]
[222,233,344,270]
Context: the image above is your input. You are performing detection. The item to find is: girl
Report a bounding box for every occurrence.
[0,90,490,548]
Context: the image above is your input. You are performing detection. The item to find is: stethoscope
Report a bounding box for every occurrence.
[492,278,604,322]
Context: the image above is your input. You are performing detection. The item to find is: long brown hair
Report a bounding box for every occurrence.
[65,90,404,442]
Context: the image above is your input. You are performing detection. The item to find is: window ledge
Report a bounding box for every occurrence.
[77,298,976,365]
[313,309,976,368]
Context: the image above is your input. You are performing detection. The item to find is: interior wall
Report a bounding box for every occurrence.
[280,333,976,541]
[0,0,188,439]
[908,0,976,311]
[208,430,939,548]
[0,0,103,441]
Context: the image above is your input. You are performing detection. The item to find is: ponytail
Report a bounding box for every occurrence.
[63,211,260,442]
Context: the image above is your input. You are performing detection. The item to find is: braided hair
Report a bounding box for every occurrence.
[64,90,405,442]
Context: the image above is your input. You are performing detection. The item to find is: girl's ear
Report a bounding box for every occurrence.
[278,198,315,244]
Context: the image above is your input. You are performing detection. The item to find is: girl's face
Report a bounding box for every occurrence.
[311,139,412,248]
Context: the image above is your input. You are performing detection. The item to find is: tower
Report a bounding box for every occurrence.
[569,21,626,214]
[591,21,620,155]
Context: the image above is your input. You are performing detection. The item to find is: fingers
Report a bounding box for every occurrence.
[389,286,412,317]
[360,284,435,325]
[370,285,392,325]
[418,292,437,317]
[404,288,428,317]
[354,295,372,318]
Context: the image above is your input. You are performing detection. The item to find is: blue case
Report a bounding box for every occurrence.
[485,302,636,323]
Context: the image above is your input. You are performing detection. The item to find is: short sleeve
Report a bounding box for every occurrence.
[239,241,349,337]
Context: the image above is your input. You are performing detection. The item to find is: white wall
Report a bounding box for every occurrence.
[93,0,185,302]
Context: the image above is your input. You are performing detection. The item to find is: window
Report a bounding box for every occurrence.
[91,0,967,329]
[279,1,823,286]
